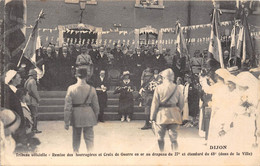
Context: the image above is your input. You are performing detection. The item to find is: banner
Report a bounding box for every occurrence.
[17,10,45,67]
[208,8,224,68]
[3,0,26,57]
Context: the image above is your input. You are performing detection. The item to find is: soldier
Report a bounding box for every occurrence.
[64,67,99,153]
[150,68,184,151]
[190,50,203,74]
[24,69,41,133]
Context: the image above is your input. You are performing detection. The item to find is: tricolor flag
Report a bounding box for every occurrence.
[241,9,255,66]
[175,22,188,57]
[17,10,45,67]
[208,7,224,68]
[236,6,255,67]
[229,25,238,59]
[3,0,27,58]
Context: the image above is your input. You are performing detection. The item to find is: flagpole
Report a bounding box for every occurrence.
[17,9,44,68]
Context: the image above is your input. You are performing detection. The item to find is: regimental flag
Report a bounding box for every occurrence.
[208,7,224,68]
[175,21,188,58]
[230,24,240,58]
[241,9,255,67]
[18,10,45,67]
[3,0,27,57]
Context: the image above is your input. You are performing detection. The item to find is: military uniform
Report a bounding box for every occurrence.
[24,70,41,133]
[64,76,99,152]
[150,69,184,152]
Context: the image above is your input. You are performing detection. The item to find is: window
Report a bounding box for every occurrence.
[219,1,260,15]
[135,0,164,9]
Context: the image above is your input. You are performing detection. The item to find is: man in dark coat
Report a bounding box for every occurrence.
[59,46,74,90]
[112,44,124,70]
[89,44,99,65]
[153,48,167,71]
[95,46,109,73]
[94,70,109,122]
[133,48,145,89]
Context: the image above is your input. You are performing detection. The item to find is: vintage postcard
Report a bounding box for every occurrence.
[0,0,260,165]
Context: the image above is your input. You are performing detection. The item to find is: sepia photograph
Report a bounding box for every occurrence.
[0,0,260,165]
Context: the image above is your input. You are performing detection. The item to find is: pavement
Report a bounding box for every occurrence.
[36,120,204,153]
[6,121,260,166]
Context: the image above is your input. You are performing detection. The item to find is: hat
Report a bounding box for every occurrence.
[4,70,17,85]
[75,67,88,78]
[0,108,21,136]
[235,71,258,88]
[122,71,130,76]
[215,69,231,79]
[28,69,37,76]
[227,66,239,75]
[160,68,175,81]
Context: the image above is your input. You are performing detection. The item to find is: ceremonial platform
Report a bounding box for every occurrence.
[38,91,145,121]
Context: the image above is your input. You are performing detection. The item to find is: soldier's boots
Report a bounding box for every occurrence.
[33,117,42,134]
[158,140,165,152]
[141,115,151,130]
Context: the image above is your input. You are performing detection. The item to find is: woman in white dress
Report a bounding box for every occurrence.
[230,72,259,150]
[199,69,231,145]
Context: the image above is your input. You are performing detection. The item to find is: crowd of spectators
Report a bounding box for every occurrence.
[33,42,216,91]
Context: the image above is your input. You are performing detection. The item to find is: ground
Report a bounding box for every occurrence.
[5,121,260,166]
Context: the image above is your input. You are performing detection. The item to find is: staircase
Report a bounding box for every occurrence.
[38,91,145,121]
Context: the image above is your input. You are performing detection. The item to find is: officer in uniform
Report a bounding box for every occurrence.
[24,69,41,133]
[150,68,184,152]
[64,67,99,152]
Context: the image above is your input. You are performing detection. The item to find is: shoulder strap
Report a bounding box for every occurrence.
[83,86,92,104]
[161,85,178,105]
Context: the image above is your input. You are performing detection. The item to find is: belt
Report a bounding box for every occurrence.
[72,103,92,107]
[159,104,176,108]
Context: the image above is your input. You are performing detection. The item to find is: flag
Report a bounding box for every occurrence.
[229,25,238,59]
[236,8,255,67]
[208,8,224,68]
[3,0,26,57]
[175,22,188,57]
[241,10,255,66]
[17,10,45,67]
[175,21,188,74]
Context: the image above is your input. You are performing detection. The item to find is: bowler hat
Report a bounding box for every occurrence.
[75,67,88,78]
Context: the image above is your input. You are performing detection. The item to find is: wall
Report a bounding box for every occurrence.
[2,0,260,55]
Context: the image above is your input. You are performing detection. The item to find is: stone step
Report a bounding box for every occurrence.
[38,112,146,121]
[39,91,140,99]
[38,105,145,113]
[39,98,142,106]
